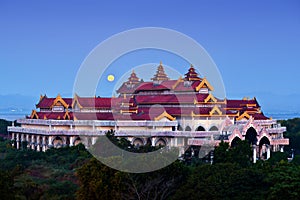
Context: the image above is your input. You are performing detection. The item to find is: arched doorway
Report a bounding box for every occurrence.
[155,138,166,146]
[245,127,258,145]
[196,126,205,131]
[259,136,271,160]
[231,137,241,148]
[74,137,81,146]
[133,138,144,147]
[53,136,63,148]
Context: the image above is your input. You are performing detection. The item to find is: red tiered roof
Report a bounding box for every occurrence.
[135,93,209,104]
[137,106,211,116]
[251,113,269,120]
[227,99,259,108]
[31,64,270,122]
[76,97,112,108]
[29,111,74,120]
[36,96,72,108]
[134,82,171,92]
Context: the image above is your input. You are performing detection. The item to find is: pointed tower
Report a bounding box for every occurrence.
[126,70,140,85]
[184,65,201,81]
[151,62,169,82]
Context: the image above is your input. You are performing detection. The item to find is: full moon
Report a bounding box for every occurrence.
[107,75,115,82]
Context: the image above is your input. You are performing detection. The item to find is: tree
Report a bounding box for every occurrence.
[265,163,300,200]
[0,170,14,199]
[214,140,252,167]
[76,158,124,200]
[172,163,268,200]
[213,141,230,163]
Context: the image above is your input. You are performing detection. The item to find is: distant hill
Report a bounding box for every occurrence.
[0,94,37,110]
[0,95,37,121]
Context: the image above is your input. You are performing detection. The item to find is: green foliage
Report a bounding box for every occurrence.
[265,163,300,200]
[0,170,15,199]
[0,138,90,199]
[76,158,124,200]
[279,118,300,154]
[0,118,11,134]
[172,163,268,200]
[267,151,288,165]
[76,158,188,200]
[214,140,252,167]
[1,119,300,199]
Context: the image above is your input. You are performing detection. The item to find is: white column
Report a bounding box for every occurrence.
[69,136,74,147]
[267,145,271,160]
[16,133,20,149]
[253,145,257,163]
[36,135,41,152]
[179,147,185,157]
[151,138,156,146]
[21,134,25,149]
[21,134,25,142]
[31,135,35,150]
[42,136,46,152]
[280,146,284,152]
[11,133,15,147]
[48,136,53,148]
[92,137,97,145]
[26,134,30,148]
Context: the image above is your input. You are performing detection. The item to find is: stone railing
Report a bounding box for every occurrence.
[8,127,104,136]
[8,126,220,138]
[16,119,177,127]
[266,127,286,133]
[271,138,289,145]
[116,130,220,137]
[187,138,220,146]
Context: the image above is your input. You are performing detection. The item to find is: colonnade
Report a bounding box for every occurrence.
[10,132,84,152]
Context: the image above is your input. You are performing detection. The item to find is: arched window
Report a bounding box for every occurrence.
[185,126,191,131]
[196,126,205,131]
[209,126,218,131]
[178,125,183,131]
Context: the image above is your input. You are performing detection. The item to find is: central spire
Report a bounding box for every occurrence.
[184,64,201,81]
[151,61,169,81]
[126,70,140,85]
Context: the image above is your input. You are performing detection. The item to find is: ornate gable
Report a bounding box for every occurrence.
[154,111,176,121]
[209,106,222,116]
[50,94,69,109]
[30,110,39,119]
[195,78,214,92]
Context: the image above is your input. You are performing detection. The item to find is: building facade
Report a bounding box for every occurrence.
[8,63,289,162]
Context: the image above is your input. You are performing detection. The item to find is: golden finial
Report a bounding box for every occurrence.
[160,61,162,65]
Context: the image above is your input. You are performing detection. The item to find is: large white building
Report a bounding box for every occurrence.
[8,64,289,161]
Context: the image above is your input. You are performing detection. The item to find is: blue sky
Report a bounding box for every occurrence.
[0,0,300,112]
